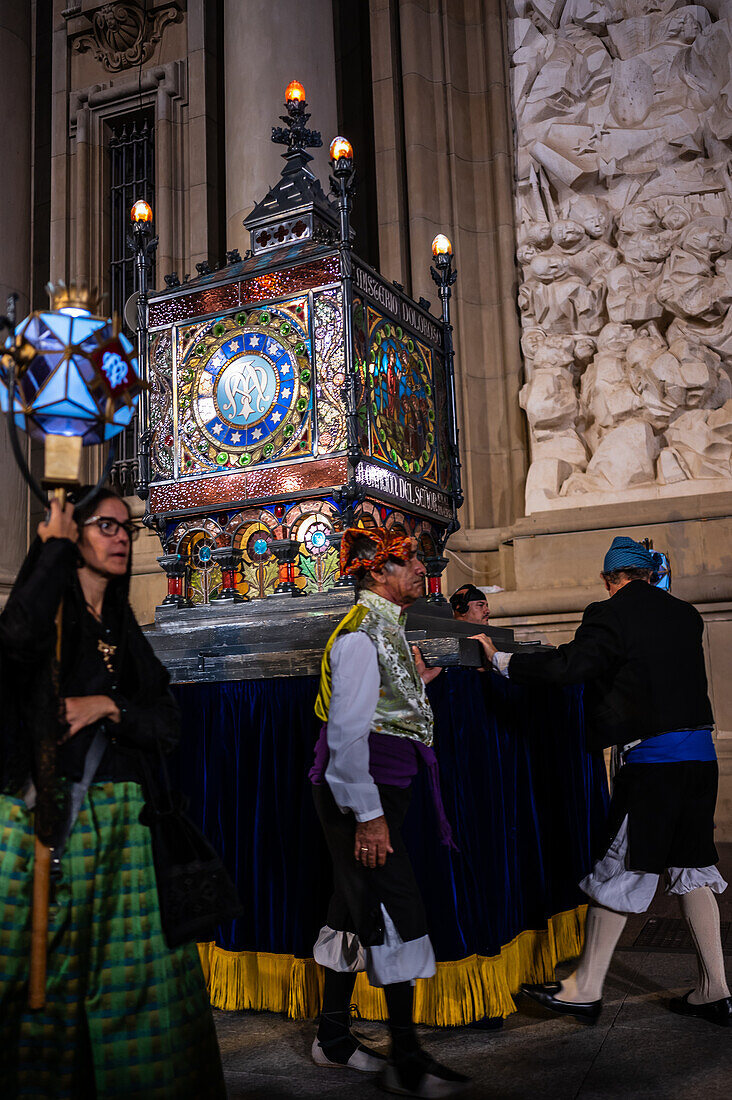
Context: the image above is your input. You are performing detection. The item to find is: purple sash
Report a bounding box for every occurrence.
[309,725,457,850]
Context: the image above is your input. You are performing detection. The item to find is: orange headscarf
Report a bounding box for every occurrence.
[339,527,415,577]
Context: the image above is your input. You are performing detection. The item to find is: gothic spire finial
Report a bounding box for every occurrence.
[271,81,322,166]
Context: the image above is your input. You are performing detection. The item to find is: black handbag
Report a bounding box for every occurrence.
[138,742,242,949]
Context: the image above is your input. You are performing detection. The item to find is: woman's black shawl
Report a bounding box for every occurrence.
[0,536,179,845]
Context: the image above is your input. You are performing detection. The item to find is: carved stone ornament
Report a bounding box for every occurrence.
[72,2,182,73]
[508,1,732,513]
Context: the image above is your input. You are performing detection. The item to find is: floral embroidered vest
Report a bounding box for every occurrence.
[315,589,434,746]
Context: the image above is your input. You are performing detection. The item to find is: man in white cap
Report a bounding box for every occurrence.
[480,535,730,1027]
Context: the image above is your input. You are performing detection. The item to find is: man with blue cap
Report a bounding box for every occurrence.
[481,535,731,1028]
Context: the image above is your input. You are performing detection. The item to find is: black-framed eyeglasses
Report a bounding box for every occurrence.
[83,515,141,542]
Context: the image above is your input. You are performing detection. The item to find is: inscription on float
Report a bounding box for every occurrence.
[353,264,442,348]
[356,461,452,521]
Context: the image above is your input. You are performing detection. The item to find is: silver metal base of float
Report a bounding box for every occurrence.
[145,592,547,684]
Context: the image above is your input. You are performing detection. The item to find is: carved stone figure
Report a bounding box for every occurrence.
[508,0,732,510]
[562,419,661,494]
[664,399,732,478]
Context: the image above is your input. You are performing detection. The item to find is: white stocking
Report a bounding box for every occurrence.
[558,905,627,1003]
[678,886,730,1005]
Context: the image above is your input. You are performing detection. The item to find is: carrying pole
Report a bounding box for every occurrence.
[28,486,66,1010]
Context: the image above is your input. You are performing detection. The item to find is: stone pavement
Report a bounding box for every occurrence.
[216,846,732,1099]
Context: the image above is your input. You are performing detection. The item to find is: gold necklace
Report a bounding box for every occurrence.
[86,604,116,673]
[97,638,117,675]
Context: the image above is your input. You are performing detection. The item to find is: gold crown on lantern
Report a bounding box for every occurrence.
[45,280,102,315]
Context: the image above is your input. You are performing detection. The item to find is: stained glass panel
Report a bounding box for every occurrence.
[149,329,175,479]
[174,296,313,477]
[312,289,346,455]
[364,306,437,484]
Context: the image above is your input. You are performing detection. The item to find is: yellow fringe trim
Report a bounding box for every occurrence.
[197,904,586,1025]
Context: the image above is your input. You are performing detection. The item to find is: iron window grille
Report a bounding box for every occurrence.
[108,110,155,496]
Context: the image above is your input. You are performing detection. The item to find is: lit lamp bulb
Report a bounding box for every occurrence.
[329,136,353,162]
[431,233,452,258]
[285,80,306,104]
[131,199,153,223]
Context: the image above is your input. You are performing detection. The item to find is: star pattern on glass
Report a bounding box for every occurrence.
[249,335,261,348]
[266,339,280,356]
[271,411,282,424]
[252,427,263,440]
[281,387,292,399]
[212,423,224,436]
[280,364,291,375]
[227,337,242,354]
[231,431,242,444]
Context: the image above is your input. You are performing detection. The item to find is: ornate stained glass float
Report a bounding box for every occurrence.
[141,84,462,605]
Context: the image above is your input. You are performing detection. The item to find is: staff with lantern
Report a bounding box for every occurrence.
[0,239,225,1095]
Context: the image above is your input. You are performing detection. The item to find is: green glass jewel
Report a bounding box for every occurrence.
[396,326,403,340]
[236,312,247,326]
[295,341,306,355]
[280,322,291,335]
[407,339,414,353]
[299,369,311,383]
[296,397,308,412]
[299,440,308,449]
[216,452,228,465]
[195,343,206,355]
[238,452,252,466]
[259,311,270,324]
[284,424,294,438]
[212,322,226,337]
[427,432,434,445]
[263,443,274,456]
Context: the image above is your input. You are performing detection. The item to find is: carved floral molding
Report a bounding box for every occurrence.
[71,2,182,73]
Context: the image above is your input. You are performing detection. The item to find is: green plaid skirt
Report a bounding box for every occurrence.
[0,783,226,1099]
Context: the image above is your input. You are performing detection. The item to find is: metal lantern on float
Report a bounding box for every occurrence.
[285,79,306,104]
[0,282,143,451]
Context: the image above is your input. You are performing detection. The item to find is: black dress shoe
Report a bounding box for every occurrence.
[668,991,732,1027]
[521,982,602,1023]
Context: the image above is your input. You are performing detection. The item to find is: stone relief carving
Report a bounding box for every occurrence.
[72,2,182,73]
[508,1,732,511]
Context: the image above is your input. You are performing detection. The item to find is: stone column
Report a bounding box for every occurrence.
[223,0,339,255]
[369,0,527,532]
[0,1,32,592]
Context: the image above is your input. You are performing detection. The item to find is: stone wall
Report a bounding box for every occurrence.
[0,2,32,593]
[508,1,732,513]
[369,0,527,531]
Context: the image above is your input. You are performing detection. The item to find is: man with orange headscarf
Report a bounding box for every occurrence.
[308,528,467,1098]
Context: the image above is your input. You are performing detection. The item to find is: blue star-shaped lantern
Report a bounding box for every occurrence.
[0,283,143,444]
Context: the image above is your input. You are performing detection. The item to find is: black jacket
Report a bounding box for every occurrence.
[0,537,179,843]
[508,580,714,751]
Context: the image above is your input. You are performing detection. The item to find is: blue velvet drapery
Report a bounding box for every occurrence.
[170,669,609,963]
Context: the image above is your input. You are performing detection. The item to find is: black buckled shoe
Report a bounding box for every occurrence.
[668,992,732,1027]
[521,982,602,1024]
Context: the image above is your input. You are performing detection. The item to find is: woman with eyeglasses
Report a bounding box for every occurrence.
[0,484,225,1098]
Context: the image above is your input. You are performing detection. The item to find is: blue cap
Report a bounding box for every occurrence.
[603,536,661,574]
